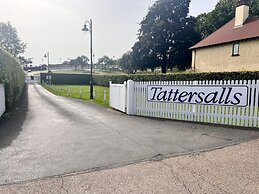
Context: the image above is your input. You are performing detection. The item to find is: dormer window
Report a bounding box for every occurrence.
[232,43,240,56]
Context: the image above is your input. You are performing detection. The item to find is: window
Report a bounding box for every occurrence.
[232,43,240,56]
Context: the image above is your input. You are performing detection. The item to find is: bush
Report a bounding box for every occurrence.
[0,47,25,110]
[93,71,259,87]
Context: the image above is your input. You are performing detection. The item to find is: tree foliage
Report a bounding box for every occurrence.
[0,22,26,57]
[196,0,259,38]
[132,0,200,73]
[118,51,135,73]
[96,55,115,71]
[63,55,89,71]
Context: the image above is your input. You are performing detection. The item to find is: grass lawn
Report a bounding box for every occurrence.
[51,69,89,74]
[51,69,127,75]
[43,84,110,107]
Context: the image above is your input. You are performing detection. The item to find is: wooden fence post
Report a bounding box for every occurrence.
[104,91,107,104]
[79,87,82,98]
[93,90,96,99]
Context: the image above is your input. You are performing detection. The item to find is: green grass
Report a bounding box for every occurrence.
[43,84,110,107]
[51,69,89,74]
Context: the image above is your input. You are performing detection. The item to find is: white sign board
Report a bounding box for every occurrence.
[147,85,248,107]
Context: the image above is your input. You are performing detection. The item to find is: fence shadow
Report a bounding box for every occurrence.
[0,84,28,149]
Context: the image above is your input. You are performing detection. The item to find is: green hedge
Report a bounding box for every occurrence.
[40,73,91,85]
[93,71,259,87]
[0,47,25,110]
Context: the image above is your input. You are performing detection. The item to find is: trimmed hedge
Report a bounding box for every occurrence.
[40,73,91,85]
[93,71,259,87]
[0,47,25,110]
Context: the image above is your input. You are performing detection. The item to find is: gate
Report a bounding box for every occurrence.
[25,75,40,84]
[109,81,127,112]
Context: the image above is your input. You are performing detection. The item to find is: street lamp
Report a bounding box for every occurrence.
[44,52,50,73]
[44,52,51,85]
[82,19,93,99]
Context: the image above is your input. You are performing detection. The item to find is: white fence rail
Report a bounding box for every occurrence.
[0,84,5,117]
[109,81,127,113]
[110,80,259,128]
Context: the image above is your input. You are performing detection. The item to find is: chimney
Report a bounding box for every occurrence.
[235,0,250,28]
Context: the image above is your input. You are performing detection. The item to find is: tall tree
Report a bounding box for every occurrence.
[132,0,200,73]
[119,51,136,73]
[97,56,113,71]
[132,41,159,72]
[67,55,89,71]
[0,22,26,57]
[196,0,259,39]
[76,55,89,70]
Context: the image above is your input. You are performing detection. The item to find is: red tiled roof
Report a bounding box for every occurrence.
[191,16,259,49]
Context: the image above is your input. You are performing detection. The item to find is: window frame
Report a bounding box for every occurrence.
[232,42,240,56]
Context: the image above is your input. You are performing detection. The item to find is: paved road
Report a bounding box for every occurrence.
[0,84,259,185]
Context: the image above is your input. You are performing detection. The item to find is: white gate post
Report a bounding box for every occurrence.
[126,80,135,115]
[109,81,112,107]
[123,81,127,112]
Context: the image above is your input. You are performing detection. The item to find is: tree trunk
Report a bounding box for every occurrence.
[161,55,167,74]
[161,65,166,74]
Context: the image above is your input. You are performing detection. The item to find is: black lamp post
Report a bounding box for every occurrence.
[44,52,50,73]
[44,52,50,84]
[82,19,93,99]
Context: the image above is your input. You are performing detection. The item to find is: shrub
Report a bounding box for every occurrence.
[93,71,259,87]
[0,47,25,110]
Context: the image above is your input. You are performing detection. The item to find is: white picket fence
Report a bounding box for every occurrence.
[0,84,5,117]
[109,81,127,112]
[110,80,259,128]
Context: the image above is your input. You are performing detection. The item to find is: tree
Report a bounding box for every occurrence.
[0,22,26,57]
[132,0,200,73]
[75,55,89,70]
[118,51,136,73]
[132,41,159,72]
[196,0,259,39]
[167,16,200,70]
[18,56,32,66]
[67,55,89,71]
[97,56,113,71]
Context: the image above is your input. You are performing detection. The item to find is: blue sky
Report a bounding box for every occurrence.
[0,0,219,64]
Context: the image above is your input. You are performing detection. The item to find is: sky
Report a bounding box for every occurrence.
[0,0,219,65]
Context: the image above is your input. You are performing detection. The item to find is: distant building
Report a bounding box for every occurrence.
[191,0,259,72]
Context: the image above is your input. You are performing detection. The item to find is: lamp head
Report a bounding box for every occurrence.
[82,24,89,32]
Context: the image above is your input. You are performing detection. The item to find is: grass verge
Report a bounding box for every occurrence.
[42,84,110,107]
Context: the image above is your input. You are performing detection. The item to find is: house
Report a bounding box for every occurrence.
[191,0,259,72]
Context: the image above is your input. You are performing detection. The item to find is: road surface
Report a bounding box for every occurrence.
[0,84,258,185]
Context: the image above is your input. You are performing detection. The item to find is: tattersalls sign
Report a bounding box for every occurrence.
[147,85,248,107]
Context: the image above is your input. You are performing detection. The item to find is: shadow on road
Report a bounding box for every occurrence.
[0,84,28,149]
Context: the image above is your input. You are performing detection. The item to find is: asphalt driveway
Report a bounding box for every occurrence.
[0,84,259,185]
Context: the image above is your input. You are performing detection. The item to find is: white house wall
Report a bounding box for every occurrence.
[192,39,259,72]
